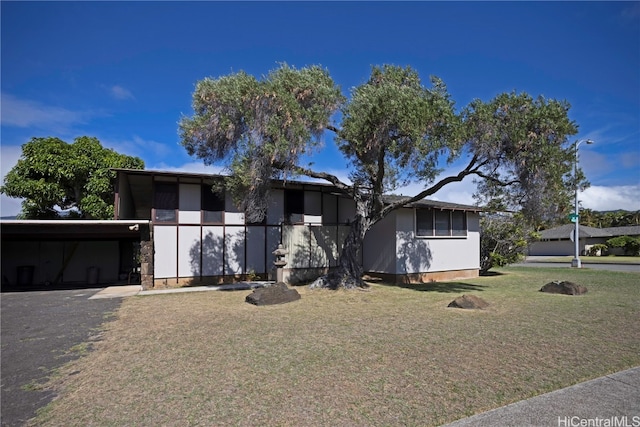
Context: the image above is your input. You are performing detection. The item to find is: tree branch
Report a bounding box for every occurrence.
[381,155,482,216]
[293,165,353,195]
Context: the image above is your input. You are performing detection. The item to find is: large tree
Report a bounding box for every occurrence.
[179,64,581,289]
[1,136,144,219]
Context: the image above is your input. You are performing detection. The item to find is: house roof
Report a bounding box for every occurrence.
[113,168,483,212]
[539,224,640,240]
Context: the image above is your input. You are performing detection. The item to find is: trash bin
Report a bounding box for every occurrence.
[87,266,99,285]
[17,266,35,286]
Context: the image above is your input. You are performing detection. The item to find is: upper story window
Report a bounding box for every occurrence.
[285,189,304,224]
[416,208,467,237]
[201,185,225,224]
[154,182,178,223]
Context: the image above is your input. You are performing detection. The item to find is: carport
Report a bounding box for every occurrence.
[1,220,151,289]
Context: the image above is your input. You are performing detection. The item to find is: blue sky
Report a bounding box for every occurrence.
[2,1,639,216]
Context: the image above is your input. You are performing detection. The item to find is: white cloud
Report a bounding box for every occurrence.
[101,135,174,161]
[1,145,24,217]
[110,85,135,101]
[0,93,92,130]
[581,185,640,211]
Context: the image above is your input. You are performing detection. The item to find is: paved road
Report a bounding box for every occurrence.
[514,262,640,273]
[1,288,123,427]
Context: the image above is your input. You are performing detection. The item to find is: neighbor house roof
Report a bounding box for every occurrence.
[539,224,640,240]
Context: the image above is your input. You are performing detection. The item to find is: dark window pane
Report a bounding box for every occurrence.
[203,210,223,223]
[155,209,176,222]
[285,190,304,223]
[416,209,434,236]
[452,211,467,236]
[435,210,450,236]
[154,183,177,210]
[202,186,225,212]
[154,182,177,222]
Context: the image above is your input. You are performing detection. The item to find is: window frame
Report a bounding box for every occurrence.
[284,189,305,224]
[153,181,178,224]
[415,208,468,238]
[201,184,225,225]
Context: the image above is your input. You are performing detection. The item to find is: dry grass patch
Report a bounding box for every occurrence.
[33,267,640,426]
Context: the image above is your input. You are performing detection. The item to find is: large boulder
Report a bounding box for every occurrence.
[245,282,301,306]
[540,281,587,295]
[447,294,490,310]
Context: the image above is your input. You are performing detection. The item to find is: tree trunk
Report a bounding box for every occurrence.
[310,215,370,290]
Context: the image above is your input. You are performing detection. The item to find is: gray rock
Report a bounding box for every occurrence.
[448,294,490,309]
[245,282,301,305]
[540,281,587,295]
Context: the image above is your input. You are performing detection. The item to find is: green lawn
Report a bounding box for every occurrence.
[532,255,640,264]
[33,267,640,427]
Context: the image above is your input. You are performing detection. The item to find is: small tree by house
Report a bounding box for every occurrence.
[1,136,144,219]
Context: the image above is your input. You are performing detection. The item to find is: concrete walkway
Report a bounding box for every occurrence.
[441,366,640,427]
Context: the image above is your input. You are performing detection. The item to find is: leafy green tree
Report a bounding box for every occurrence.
[1,136,144,219]
[179,64,581,289]
[480,213,539,275]
[606,236,640,256]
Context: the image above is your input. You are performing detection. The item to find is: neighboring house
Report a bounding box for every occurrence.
[113,169,482,289]
[528,224,640,256]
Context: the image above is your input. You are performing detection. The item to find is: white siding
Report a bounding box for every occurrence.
[202,226,224,276]
[394,209,480,274]
[225,226,245,274]
[179,183,201,224]
[154,226,177,278]
[178,226,201,277]
[363,212,397,274]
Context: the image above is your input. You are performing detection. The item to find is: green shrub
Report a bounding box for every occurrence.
[606,236,640,256]
[587,244,608,256]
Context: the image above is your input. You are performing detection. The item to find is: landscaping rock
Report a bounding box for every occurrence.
[540,281,587,295]
[447,294,489,309]
[245,282,301,306]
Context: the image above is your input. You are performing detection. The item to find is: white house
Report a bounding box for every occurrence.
[113,169,482,289]
[528,224,640,256]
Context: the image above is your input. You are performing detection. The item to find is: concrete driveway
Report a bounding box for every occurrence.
[1,287,124,427]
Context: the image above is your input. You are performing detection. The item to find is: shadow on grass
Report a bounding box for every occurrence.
[480,270,506,277]
[380,281,488,293]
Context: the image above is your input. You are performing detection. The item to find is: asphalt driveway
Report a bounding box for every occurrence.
[1,288,123,427]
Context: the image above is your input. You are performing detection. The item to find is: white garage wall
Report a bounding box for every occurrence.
[178,226,201,277]
[154,226,177,279]
[202,226,224,276]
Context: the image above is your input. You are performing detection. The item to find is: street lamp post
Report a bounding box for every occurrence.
[571,139,594,268]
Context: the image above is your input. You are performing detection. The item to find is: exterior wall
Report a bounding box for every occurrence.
[363,212,397,274]
[132,171,480,288]
[528,239,584,256]
[149,180,356,288]
[363,208,480,283]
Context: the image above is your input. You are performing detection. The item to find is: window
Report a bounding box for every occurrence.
[452,211,467,236]
[416,209,434,237]
[285,189,304,224]
[154,182,178,222]
[434,210,451,236]
[416,208,467,237]
[202,185,225,223]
